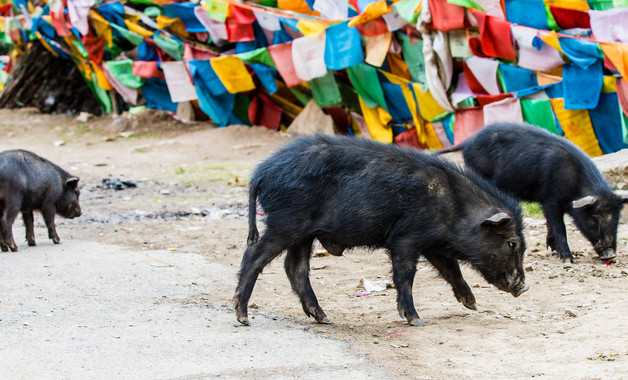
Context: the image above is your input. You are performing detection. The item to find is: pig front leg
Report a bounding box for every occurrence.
[422,252,476,310]
[1,200,20,251]
[542,204,574,263]
[390,250,423,326]
[284,238,330,324]
[41,206,61,244]
[22,211,36,246]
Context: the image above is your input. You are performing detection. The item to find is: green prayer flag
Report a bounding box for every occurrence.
[233,94,251,125]
[347,63,388,111]
[207,0,228,22]
[398,33,426,85]
[153,33,184,61]
[88,73,112,115]
[447,0,484,11]
[521,99,559,134]
[71,40,89,58]
[111,23,145,46]
[621,109,628,144]
[289,87,311,107]
[104,59,144,89]
[237,48,276,68]
[393,0,421,24]
[543,5,560,31]
[310,72,343,108]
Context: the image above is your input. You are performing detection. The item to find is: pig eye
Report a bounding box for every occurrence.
[508,242,516,251]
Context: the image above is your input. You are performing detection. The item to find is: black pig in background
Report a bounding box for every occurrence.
[438,122,628,264]
[0,149,82,252]
[234,135,528,327]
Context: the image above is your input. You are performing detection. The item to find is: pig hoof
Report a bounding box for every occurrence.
[28,241,36,247]
[52,239,61,245]
[560,256,574,264]
[598,251,616,260]
[317,317,331,324]
[408,318,425,327]
[1,246,8,252]
[237,316,250,326]
[465,303,478,311]
[9,245,18,252]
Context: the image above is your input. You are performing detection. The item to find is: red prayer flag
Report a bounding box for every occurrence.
[469,9,516,61]
[429,0,466,31]
[453,107,485,145]
[549,6,590,30]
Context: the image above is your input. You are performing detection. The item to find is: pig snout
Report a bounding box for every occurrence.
[503,270,529,297]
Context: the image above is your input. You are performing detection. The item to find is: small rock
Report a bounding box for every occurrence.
[565,309,577,318]
[556,330,565,334]
[160,189,171,195]
[525,265,534,272]
[75,112,91,123]
[249,303,259,309]
[54,140,65,147]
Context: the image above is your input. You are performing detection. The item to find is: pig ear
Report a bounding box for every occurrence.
[614,190,628,204]
[65,177,80,189]
[572,195,597,209]
[481,212,512,228]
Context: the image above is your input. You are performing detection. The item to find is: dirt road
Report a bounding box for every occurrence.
[1,108,628,378]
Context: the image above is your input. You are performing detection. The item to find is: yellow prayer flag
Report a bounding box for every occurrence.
[210,56,256,94]
[412,82,449,122]
[348,1,390,27]
[602,76,617,93]
[93,63,113,91]
[380,70,440,148]
[156,15,191,38]
[359,96,393,143]
[296,19,326,38]
[544,0,590,11]
[540,31,562,54]
[600,43,628,83]
[277,0,320,16]
[536,71,562,86]
[124,20,153,38]
[549,98,603,157]
[365,32,392,67]
[90,11,113,48]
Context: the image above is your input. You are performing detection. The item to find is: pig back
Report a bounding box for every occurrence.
[462,122,609,203]
[0,149,72,209]
[252,135,520,246]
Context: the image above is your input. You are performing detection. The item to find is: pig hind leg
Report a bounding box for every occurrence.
[284,237,330,324]
[234,234,289,325]
[423,252,476,310]
[390,250,423,326]
[0,202,6,251]
[23,211,36,246]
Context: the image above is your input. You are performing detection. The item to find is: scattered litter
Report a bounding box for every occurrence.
[312,265,328,270]
[101,178,137,190]
[604,260,614,266]
[387,329,406,338]
[355,291,371,297]
[54,140,65,147]
[561,292,572,296]
[360,277,394,292]
[168,248,176,251]
[314,250,330,257]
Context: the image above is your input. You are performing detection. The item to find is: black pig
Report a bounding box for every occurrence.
[234,135,528,327]
[0,149,82,252]
[438,122,628,263]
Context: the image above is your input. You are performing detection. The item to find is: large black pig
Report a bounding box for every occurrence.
[438,122,628,263]
[0,149,82,252]
[234,135,528,327]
